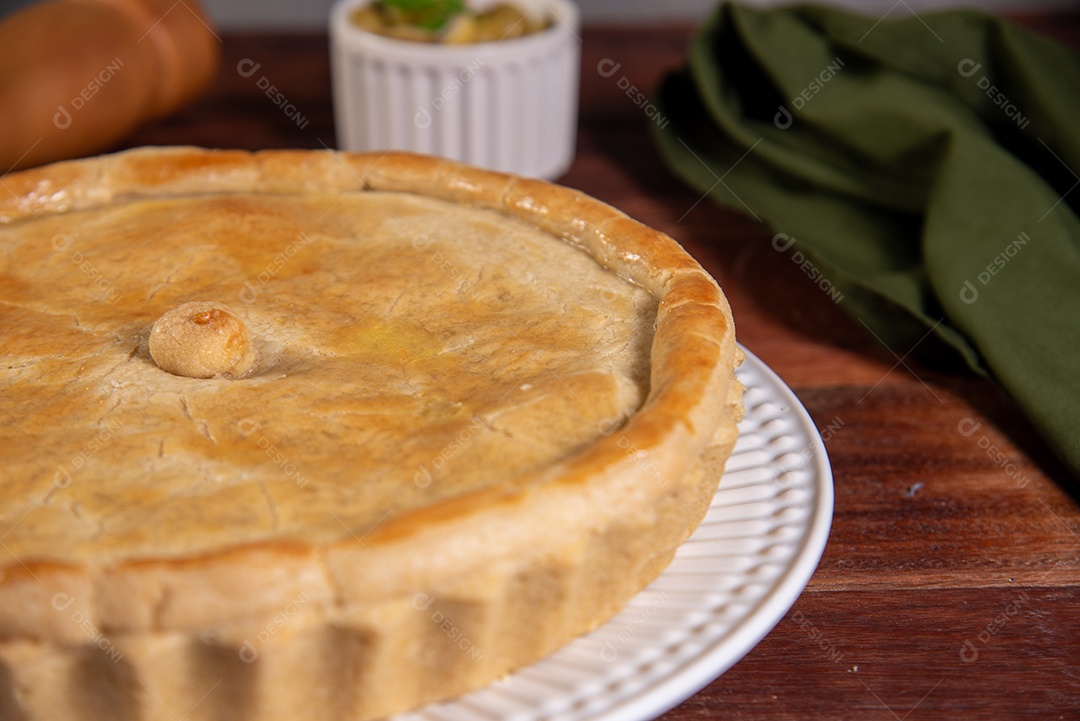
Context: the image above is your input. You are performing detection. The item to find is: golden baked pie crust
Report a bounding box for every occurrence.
[0,147,742,720]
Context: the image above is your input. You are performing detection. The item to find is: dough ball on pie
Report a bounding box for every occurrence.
[149,301,257,379]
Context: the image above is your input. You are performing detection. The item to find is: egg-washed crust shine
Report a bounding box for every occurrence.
[0,148,742,721]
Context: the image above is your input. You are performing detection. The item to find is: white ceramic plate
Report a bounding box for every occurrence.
[402,345,834,721]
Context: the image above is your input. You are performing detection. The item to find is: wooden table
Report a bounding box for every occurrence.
[121,15,1080,719]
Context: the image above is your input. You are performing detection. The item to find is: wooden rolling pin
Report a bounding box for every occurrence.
[0,0,220,172]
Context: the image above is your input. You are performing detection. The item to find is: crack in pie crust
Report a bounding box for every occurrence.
[0,147,743,720]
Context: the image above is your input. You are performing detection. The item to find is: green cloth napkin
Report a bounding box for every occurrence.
[652,3,1080,480]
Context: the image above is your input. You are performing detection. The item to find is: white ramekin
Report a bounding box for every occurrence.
[330,0,580,180]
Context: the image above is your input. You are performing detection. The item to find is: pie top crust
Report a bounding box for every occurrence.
[0,148,742,643]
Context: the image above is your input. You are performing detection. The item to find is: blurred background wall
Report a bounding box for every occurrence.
[1,0,1076,27]
[201,0,1080,27]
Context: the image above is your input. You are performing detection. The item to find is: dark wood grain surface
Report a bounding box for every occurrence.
[118,15,1080,720]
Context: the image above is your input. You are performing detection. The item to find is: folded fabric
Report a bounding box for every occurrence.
[652,2,1080,479]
